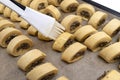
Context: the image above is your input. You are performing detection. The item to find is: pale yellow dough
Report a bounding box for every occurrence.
[0,27,22,48]
[48,0,64,6]
[0,4,5,13]
[38,32,52,41]
[98,70,120,80]
[84,31,112,52]
[0,20,15,31]
[26,63,58,80]
[103,18,120,37]
[88,11,108,29]
[99,42,120,63]
[60,0,79,12]
[7,35,33,56]
[20,20,30,29]
[17,49,46,71]
[27,26,38,36]
[61,15,82,33]
[62,42,87,63]
[74,25,97,42]
[44,5,61,21]
[76,3,95,20]
[30,0,48,11]
[56,76,69,80]
[3,7,12,18]
[53,32,74,52]
[21,0,32,6]
[10,11,21,22]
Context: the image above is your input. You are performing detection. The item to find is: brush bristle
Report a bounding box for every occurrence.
[48,22,65,40]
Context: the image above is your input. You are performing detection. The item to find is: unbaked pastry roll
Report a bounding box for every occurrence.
[56,76,69,80]
[0,4,5,13]
[62,42,87,63]
[0,27,22,48]
[74,25,97,42]
[3,7,12,18]
[103,18,120,37]
[27,26,38,36]
[61,15,82,33]
[17,49,46,71]
[53,32,74,52]
[10,11,21,22]
[30,0,48,12]
[0,17,4,20]
[48,0,64,6]
[38,32,52,41]
[99,42,120,63]
[26,63,58,80]
[21,0,32,6]
[98,70,120,80]
[44,5,61,21]
[0,20,15,31]
[7,35,33,56]
[76,3,95,20]
[88,11,108,29]
[20,20,30,29]
[60,0,79,12]
[84,31,112,52]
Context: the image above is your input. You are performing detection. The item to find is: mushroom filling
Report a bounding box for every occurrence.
[46,13,53,17]
[41,73,55,80]
[38,3,45,10]
[114,56,120,60]
[58,0,63,4]
[5,34,17,44]
[112,27,120,36]
[82,34,92,42]
[97,71,107,80]
[27,58,44,72]
[72,51,85,60]
[117,36,120,42]
[17,43,30,51]
[97,19,105,26]
[97,42,108,47]
[67,4,78,12]
[70,21,80,31]
[80,10,90,19]
[64,39,74,48]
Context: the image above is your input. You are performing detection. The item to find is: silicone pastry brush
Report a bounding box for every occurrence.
[0,0,65,40]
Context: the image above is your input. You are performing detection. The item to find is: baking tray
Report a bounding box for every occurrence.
[0,0,120,80]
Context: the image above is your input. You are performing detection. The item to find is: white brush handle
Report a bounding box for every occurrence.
[0,0,56,37]
[0,0,24,15]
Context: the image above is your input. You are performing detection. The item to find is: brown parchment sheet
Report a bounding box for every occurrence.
[0,0,120,80]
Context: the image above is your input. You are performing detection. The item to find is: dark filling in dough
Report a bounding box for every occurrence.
[64,39,74,48]
[97,71,107,80]
[41,73,55,80]
[80,10,90,19]
[38,3,45,10]
[70,21,80,31]
[5,34,17,44]
[17,43,30,51]
[114,56,120,60]
[97,19,105,26]
[82,34,92,42]
[117,36,120,42]
[98,42,108,47]
[46,13,53,17]
[112,27,120,36]
[72,51,85,60]
[27,58,44,72]
[58,0,63,4]
[67,4,78,12]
